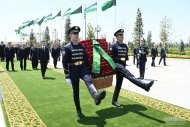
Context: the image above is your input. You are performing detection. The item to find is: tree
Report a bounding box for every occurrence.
[146,31,152,49]
[132,8,144,45]
[160,16,172,46]
[29,29,36,46]
[64,16,71,44]
[86,23,95,39]
[43,26,50,43]
[179,40,185,52]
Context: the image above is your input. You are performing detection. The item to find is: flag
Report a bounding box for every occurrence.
[70,6,82,15]
[52,10,61,19]
[43,13,53,22]
[27,20,34,26]
[15,29,20,34]
[84,2,97,13]
[22,20,30,24]
[102,0,116,11]
[34,18,39,24]
[38,16,44,25]
[63,8,71,17]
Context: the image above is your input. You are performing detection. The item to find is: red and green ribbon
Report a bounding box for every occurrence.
[92,40,116,73]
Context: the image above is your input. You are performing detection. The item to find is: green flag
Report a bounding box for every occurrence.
[27,20,34,27]
[52,10,61,19]
[70,6,82,15]
[38,16,44,25]
[102,0,116,11]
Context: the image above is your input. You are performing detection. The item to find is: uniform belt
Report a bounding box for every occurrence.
[69,61,83,66]
[120,57,126,61]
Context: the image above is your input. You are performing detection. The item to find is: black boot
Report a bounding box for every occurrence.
[87,84,106,105]
[77,110,85,118]
[112,89,123,108]
[125,76,154,92]
[141,71,145,79]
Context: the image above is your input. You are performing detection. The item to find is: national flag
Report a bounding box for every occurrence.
[22,20,30,25]
[27,20,34,26]
[34,18,39,24]
[38,16,45,25]
[43,13,53,22]
[52,10,61,19]
[102,0,116,11]
[70,6,82,15]
[84,2,97,13]
[63,8,71,17]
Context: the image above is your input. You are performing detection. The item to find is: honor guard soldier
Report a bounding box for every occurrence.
[111,29,154,108]
[137,38,149,79]
[4,42,15,71]
[62,26,106,118]
[151,43,158,67]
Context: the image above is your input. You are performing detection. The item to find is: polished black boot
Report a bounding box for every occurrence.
[87,84,106,105]
[112,89,123,108]
[77,110,85,118]
[125,76,154,92]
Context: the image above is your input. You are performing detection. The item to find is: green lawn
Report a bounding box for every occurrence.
[1,61,190,127]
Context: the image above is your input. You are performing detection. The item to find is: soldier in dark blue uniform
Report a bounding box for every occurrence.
[159,44,167,66]
[4,42,15,71]
[137,38,149,79]
[111,29,154,108]
[18,44,28,70]
[62,26,106,118]
[151,43,158,67]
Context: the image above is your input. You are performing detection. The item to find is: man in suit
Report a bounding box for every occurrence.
[151,43,158,67]
[18,44,28,70]
[38,41,50,79]
[51,44,60,68]
[0,41,5,62]
[30,44,38,70]
[159,44,167,66]
[4,42,15,71]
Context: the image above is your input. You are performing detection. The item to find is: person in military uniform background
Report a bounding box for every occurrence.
[38,41,50,79]
[62,26,106,118]
[159,44,167,66]
[137,38,149,79]
[18,44,28,70]
[30,43,38,70]
[4,42,15,71]
[151,43,158,67]
[111,29,154,108]
[0,41,5,62]
[51,43,60,68]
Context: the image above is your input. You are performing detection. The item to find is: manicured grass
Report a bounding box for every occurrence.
[1,61,190,127]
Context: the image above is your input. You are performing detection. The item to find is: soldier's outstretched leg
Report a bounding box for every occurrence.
[116,63,154,92]
[112,72,123,108]
[82,74,106,105]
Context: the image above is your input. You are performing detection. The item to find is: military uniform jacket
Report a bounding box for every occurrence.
[137,45,149,62]
[4,47,15,59]
[62,42,89,78]
[111,42,129,66]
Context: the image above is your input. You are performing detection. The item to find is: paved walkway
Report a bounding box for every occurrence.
[49,55,190,110]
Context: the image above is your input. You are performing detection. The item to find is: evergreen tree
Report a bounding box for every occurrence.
[86,23,95,39]
[132,8,144,45]
[146,31,152,49]
[29,29,36,46]
[64,16,71,44]
[43,26,50,43]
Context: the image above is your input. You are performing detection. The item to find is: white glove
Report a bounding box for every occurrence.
[66,78,72,84]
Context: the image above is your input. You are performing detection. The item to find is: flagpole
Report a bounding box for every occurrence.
[114,5,116,31]
[84,13,86,40]
[60,16,63,43]
[39,25,41,43]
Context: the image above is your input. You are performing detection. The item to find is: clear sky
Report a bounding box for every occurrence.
[0,0,190,44]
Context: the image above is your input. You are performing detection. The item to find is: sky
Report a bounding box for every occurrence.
[0,0,190,44]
